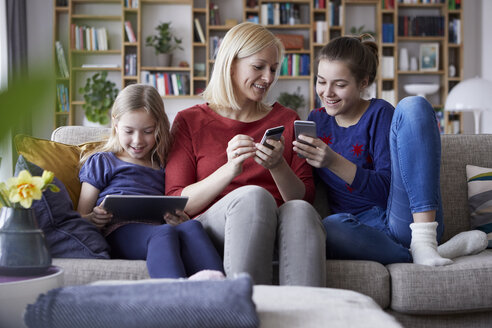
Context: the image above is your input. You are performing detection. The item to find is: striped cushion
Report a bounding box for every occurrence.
[466,164,492,248]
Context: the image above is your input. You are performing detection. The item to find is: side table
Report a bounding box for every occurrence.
[0,266,64,328]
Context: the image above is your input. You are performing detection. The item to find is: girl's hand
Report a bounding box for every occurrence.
[255,136,285,170]
[85,205,112,229]
[226,134,256,175]
[293,135,336,168]
[164,210,190,226]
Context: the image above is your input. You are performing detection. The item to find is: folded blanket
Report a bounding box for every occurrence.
[24,274,259,328]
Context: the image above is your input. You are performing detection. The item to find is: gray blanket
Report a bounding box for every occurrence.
[24,274,259,328]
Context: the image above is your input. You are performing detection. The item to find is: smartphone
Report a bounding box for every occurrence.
[260,126,285,150]
[294,120,317,158]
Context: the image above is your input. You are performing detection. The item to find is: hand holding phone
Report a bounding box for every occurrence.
[260,126,285,150]
[294,120,317,158]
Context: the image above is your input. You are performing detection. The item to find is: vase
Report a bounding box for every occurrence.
[157,53,172,67]
[399,48,409,71]
[0,207,51,276]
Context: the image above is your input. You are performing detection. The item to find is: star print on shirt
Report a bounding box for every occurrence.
[366,154,373,164]
[351,143,364,157]
[321,134,333,145]
[345,184,354,193]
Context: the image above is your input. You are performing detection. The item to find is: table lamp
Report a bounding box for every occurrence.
[444,77,492,134]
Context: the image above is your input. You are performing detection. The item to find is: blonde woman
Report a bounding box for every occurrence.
[166,22,326,286]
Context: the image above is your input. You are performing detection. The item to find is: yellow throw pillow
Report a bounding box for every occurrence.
[14,135,102,209]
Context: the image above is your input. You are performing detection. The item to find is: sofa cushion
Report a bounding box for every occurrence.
[440,135,492,242]
[253,285,401,328]
[325,260,390,309]
[466,164,492,248]
[387,249,492,314]
[15,156,110,259]
[14,134,104,208]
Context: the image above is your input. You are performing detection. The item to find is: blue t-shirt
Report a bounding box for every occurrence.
[79,152,166,208]
[308,98,394,215]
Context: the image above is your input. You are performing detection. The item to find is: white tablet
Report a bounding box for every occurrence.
[101,195,188,223]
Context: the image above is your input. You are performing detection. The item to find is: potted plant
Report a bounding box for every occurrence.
[145,21,183,67]
[79,71,119,126]
[278,87,306,112]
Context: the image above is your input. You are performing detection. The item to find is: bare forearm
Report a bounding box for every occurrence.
[269,158,306,201]
[327,153,357,185]
[181,163,236,216]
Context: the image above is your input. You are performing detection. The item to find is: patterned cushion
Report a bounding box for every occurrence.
[466,164,492,248]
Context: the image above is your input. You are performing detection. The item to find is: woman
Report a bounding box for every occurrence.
[293,35,487,265]
[165,22,326,286]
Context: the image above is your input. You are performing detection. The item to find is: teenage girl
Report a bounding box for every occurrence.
[293,35,487,266]
[77,83,224,278]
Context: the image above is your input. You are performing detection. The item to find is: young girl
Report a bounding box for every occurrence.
[293,35,487,266]
[77,84,224,279]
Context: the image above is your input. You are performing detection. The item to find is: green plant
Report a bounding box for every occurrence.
[145,22,183,55]
[278,87,306,111]
[349,25,375,38]
[79,71,119,125]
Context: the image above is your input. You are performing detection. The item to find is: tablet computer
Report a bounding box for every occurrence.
[101,195,188,223]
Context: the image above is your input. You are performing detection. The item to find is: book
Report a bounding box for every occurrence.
[194,18,205,44]
[55,41,69,78]
[124,21,137,43]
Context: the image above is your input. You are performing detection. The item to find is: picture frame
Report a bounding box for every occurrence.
[419,43,439,71]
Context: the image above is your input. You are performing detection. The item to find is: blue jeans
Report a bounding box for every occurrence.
[323,96,443,264]
[107,220,224,278]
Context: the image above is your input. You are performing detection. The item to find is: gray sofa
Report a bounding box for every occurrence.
[50,126,492,327]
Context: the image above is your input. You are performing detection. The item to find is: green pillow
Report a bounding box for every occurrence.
[466,164,492,248]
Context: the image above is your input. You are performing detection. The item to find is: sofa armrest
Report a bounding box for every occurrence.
[51,126,111,145]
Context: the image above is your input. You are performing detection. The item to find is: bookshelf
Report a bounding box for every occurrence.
[53,0,463,129]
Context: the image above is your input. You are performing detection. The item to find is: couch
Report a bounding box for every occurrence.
[44,126,492,327]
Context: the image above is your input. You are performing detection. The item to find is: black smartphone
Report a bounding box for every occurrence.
[260,126,285,150]
[294,120,317,158]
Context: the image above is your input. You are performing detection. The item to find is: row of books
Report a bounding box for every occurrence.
[124,21,137,43]
[260,3,302,26]
[125,0,138,8]
[448,18,461,44]
[124,54,137,76]
[209,3,221,26]
[280,54,310,77]
[55,41,69,78]
[382,23,395,43]
[448,0,461,10]
[314,21,328,44]
[56,84,70,112]
[71,24,109,51]
[210,36,223,60]
[140,71,190,96]
[329,2,343,26]
[381,0,395,9]
[314,0,327,9]
[398,16,445,37]
[398,0,444,3]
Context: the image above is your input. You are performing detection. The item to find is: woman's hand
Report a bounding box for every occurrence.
[164,210,190,226]
[293,135,337,168]
[255,136,285,170]
[226,134,256,176]
[84,205,112,229]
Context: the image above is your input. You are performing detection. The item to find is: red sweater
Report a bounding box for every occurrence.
[165,102,315,214]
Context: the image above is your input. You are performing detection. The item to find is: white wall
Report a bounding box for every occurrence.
[26,0,489,139]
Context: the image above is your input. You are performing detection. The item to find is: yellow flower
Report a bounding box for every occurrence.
[6,170,45,208]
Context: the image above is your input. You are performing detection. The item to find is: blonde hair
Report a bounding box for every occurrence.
[80,84,172,167]
[317,34,379,86]
[202,22,285,112]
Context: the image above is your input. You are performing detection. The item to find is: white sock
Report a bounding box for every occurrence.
[410,222,453,266]
[188,270,225,281]
[438,230,488,259]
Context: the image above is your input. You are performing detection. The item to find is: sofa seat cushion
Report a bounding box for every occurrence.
[388,249,492,314]
[326,260,390,309]
[53,258,149,286]
[253,285,401,328]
